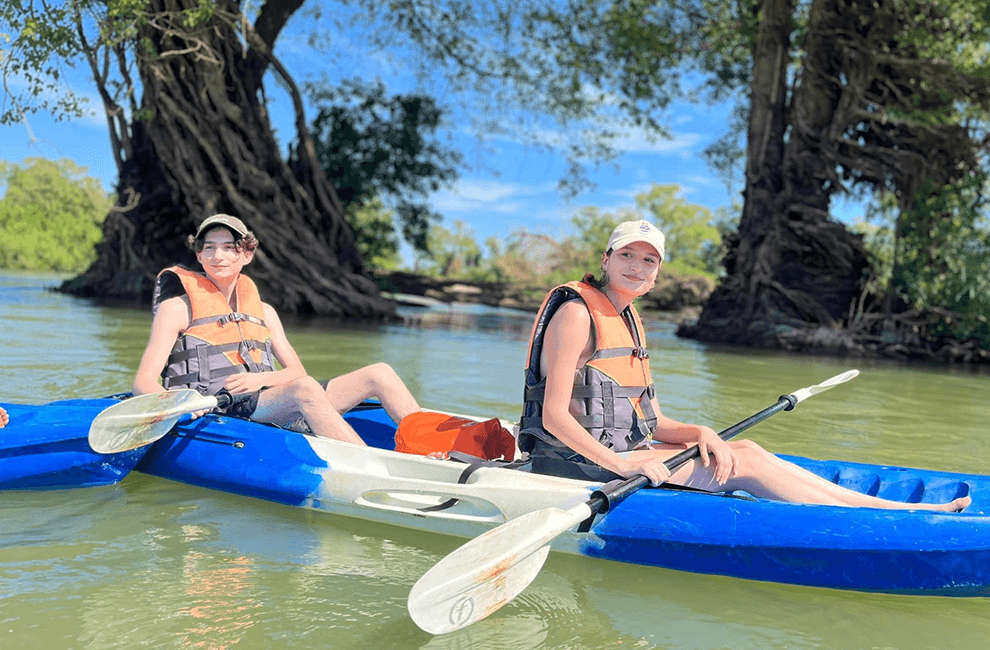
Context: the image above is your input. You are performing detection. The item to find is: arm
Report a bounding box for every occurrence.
[652,410,738,484]
[222,302,307,394]
[132,297,189,395]
[540,302,672,485]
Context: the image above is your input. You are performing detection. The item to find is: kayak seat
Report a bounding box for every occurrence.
[834,469,882,496]
[876,477,926,503]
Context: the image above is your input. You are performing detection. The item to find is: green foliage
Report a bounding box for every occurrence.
[634,184,722,275]
[856,178,990,348]
[345,197,401,271]
[414,183,724,287]
[0,0,88,124]
[308,78,463,255]
[0,158,113,272]
[415,220,485,279]
[895,177,990,347]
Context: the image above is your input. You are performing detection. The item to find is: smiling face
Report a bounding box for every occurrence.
[196,226,253,285]
[602,241,661,299]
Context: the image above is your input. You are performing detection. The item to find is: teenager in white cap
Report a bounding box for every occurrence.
[132,214,422,444]
[518,220,969,510]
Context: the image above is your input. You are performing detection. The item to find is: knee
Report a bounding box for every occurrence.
[287,376,327,407]
[730,439,773,473]
[367,362,400,386]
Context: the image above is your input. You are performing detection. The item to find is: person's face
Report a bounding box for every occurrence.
[197,227,252,283]
[602,241,661,297]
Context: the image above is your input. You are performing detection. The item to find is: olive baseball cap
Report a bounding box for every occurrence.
[195,214,249,238]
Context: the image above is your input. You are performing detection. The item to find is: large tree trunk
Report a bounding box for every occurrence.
[59,0,395,319]
[681,0,869,348]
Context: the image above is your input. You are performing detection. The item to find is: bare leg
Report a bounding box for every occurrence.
[0,407,7,428]
[322,363,421,423]
[250,377,366,445]
[663,439,970,512]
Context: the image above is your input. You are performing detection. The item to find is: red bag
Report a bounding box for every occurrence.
[394,412,516,461]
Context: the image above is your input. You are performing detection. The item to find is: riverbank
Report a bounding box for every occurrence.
[375,270,714,324]
[377,270,990,365]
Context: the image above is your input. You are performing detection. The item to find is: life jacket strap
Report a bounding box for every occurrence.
[520,414,605,430]
[188,312,267,329]
[590,346,649,360]
[524,384,655,401]
[166,339,270,362]
[165,364,249,388]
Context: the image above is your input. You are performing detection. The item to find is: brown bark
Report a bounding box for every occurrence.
[683,0,869,347]
[59,0,394,318]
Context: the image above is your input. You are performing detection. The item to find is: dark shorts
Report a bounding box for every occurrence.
[220,379,331,424]
[222,390,263,419]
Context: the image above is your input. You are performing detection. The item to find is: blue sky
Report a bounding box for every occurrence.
[1,6,865,260]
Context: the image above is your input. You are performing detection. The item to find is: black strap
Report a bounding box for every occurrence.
[416,452,532,514]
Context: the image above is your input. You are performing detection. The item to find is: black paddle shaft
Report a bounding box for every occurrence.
[588,393,798,514]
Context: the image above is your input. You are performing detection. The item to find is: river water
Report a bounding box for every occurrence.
[1,271,988,649]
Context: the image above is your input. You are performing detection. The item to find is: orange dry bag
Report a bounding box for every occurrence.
[394,412,516,461]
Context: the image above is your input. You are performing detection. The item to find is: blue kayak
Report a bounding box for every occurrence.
[0,399,147,489]
[2,397,989,596]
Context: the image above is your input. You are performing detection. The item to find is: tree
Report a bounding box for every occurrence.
[354,0,990,353]
[634,184,721,275]
[308,78,463,254]
[0,158,113,272]
[2,0,392,317]
[688,0,990,348]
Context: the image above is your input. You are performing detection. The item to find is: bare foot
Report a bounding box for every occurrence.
[945,496,972,513]
[0,407,8,428]
[919,495,972,513]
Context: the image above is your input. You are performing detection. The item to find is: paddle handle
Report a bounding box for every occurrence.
[590,393,798,512]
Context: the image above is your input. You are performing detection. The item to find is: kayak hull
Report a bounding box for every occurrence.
[0,400,147,489]
[587,461,990,595]
[3,397,990,596]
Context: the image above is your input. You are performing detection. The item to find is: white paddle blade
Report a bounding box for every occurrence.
[88,390,217,454]
[790,369,859,404]
[408,504,592,634]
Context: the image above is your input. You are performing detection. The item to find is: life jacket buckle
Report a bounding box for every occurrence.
[634,347,649,359]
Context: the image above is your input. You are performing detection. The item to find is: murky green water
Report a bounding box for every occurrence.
[1,271,988,649]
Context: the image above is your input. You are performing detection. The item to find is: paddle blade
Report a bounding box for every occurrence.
[408,503,591,634]
[88,390,217,454]
[790,369,859,404]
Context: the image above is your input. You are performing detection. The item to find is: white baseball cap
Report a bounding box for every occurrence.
[606,220,665,261]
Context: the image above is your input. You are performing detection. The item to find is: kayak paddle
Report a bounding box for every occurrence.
[88,389,233,454]
[407,369,860,634]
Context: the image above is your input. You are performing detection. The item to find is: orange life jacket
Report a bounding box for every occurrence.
[154,266,276,395]
[518,280,660,455]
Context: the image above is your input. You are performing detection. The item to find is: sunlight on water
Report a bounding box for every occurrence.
[2,272,989,649]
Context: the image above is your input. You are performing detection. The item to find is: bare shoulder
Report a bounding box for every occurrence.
[154,295,191,330]
[547,299,592,339]
[261,302,282,326]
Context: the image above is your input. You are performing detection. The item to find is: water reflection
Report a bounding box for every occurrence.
[177,550,259,650]
[398,303,536,340]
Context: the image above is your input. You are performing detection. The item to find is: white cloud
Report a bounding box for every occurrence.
[613,129,702,155]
